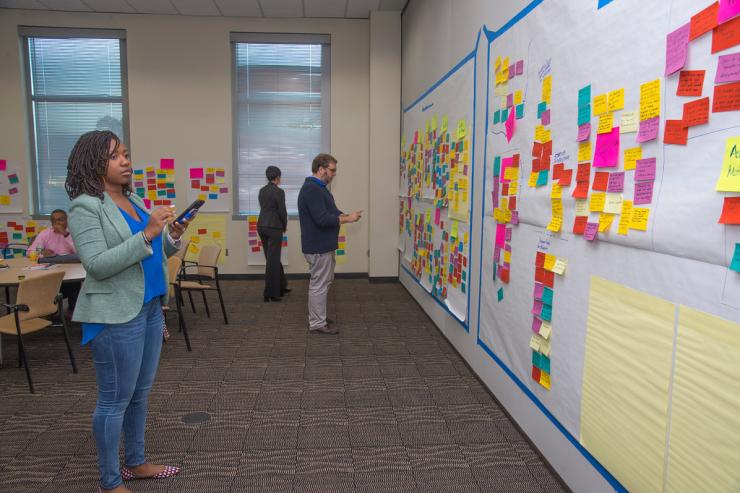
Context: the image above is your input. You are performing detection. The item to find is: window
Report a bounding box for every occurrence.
[21,27,128,215]
[232,33,330,216]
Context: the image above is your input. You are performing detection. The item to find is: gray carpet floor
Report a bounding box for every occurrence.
[0,279,568,492]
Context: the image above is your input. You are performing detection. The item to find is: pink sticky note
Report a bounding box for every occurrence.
[577,123,591,142]
[607,172,625,193]
[635,157,657,181]
[434,207,441,225]
[495,224,506,247]
[189,168,204,179]
[160,158,175,169]
[143,199,152,209]
[532,300,544,315]
[584,222,599,241]
[665,23,690,76]
[505,227,512,241]
[0,160,6,171]
[492,182,499,207]
[500,157,514,183]
[718,0,740,24]
[532,317,542,333]
[533,282,545,299]
[505,109,516,143]
[541,109,551,126]
[493,245,501,263]
[507,93,514,108]
[511,211,519,224]
[637,117,660,143]
[715,53,740,84]
[515,60,524,75]
[593,126,620,167]
[508,65,515,79]
[634,181,654,205]
[8,187,17,195]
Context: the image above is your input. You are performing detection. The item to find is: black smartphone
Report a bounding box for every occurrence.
[174,199,205,224]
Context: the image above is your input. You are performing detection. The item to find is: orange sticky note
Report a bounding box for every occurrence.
[664,120,688,145]
[712,15,740,54]
[682,97,710,126]
[719,196,740,224]
[592,171,609,191]
[676,70,706,96]
[712,81,740,112]
[690,2,719,40]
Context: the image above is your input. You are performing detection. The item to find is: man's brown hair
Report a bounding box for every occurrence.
[312,153,337,173]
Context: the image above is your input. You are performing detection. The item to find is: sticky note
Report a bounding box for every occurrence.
[634,181,654,205]
[618,200,633,235]
[578,104,591,126]
[579,85,591,107]
[665,23,691,76]
[559,169,573,187]
[578,141,592,162]
[637,117,660,143]
[552,258,567,275]
[640,79,661,121]
[635,157,657,181]
[578,123,591,142]
[584,222,599,241]
[505,109,515,142]
[630,207,650,231]
[676,70,706,96]
[593,94,608,116]
[598,213,614,232]
[592,171,609,191]
[497,287,504,302]
[690,2,719,40]
[0,160,6,171]
[712,13,740,54]
[189,168,204,179]
[597,113,614,134]
[712,81,740,112]
[590,192,606,212]
[729,243,740,271]
[620,111,639,133]
[664,120,689,145]
[575,199,589,216]
[593,127,620,168]
[682,97,710,126]
[624,147,642,170]
[608,88,625,112]
[716,137,740,191]
[716,53,740,84]
[607,172,625,193]
[604,193,623,214]
[542,75,552,104]
[719,196,740,224]
[160,158,175,169]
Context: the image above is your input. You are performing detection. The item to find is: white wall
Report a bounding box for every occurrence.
[0,8,400,276]
[401,1,615,491]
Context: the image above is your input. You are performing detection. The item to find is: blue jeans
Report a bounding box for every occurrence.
[90,298,163,490]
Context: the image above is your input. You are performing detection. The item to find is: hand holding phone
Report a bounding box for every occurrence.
[175,199,205,224]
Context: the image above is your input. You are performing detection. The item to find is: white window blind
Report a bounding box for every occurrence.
[21,28,127,215]
[232,35,330,215]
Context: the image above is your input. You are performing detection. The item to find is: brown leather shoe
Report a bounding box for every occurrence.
[311,325,339,335]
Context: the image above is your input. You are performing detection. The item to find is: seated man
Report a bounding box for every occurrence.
[29,209,80,316]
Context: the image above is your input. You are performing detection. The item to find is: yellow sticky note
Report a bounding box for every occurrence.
[441,115,448,132]
[597,113,614,134]
[547,216,562,232]
[503,250,511,264]
[575,199,589,216]
[542,75,552,104]
[508,180,519,196]
[607,88,625,112]
[539,321,552,339]
[495,55,502,70]
[212,231,222,239]
[191,235,201,244]
[624,147,642,170]
[618,200,633,235]
[593,94,608,116]
[715,136,740,192]
[504,166,519,181]
[514,90,523,105]
[535,125,550,142]
[456,119,466,140]
[431,115,438,131]
[529,172,538,188]
[552,258,567,275]
[599,213,615,232]
[639,79,661,121]
[550,183,562,199]
[590,192,606,212]
[529,335,541,352]
[198,194,206,200]
[539,371,551,390]
[578,141,592,162]
[544,254,557,271]
[500,197,509,210]
[603,193,623,214]
[551,198,563,218]
[630,207,650,231]
[0,195,10,205]
[620,110,639,133]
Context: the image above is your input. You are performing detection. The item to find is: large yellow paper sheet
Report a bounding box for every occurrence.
[182,213,227,264]
[665,306,740,493]
[580,276,675,493]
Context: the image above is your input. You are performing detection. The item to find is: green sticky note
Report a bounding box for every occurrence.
[541,287,554,305]
[578,104,590,126]
[497,287,504,302]
[578,85,591,108]
[536,170,549,187]
[532,351,540,366]
[493,156,501,177]
[501,108,509,122]
[493,110,501,124]
[540,354,551,373]
[541,304,552,322]
[537,101,547,118]
[336,249,345,255]
[731,243,740,272]
[516,104,524,119]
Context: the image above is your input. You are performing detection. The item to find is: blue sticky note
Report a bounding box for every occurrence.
[540,304,552,322]
[731,243,740,272]
[209,193,218,199]
[532,351,540,366]
[540,354,551,373]
[493,110,501,124]
[536,170,549,187]
[516,104,524,119]
[578,105,591,126]
[502,108,509,122]
[578,85,591,107]
[598,0,614,9]
[493,263,498,281]
[537,101,547,118]
[461,283,466,294]
[497,287,504,302]
[541,287,554,305]
[493,156,501,176]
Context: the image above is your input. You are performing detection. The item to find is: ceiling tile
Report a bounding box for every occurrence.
[36,0,92,10]
[215,0,261,16]
[259,0,302,17]
[305,0,345,18]
[378,0,406,11]
[0,0,46,8]
[126,0,178,15]
[171,0,220,15]
[346,0,378,18]
[82,0,136,13]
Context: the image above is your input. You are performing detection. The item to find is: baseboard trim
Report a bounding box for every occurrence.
[220,272,369,281]
[368,276,399,283]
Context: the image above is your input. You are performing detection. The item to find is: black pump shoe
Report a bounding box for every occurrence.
[264,296,282,302]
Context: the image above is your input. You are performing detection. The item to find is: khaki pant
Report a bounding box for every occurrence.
[304,251,335,330]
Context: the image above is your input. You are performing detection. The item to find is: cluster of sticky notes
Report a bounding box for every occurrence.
[493,154,520,225]
[717,136,740,229]
[530,140,553,189]
[637,79,661,143]
[493,55,525,143]
[530,250,567,390]
[247,216,261,253]
[448,132,471,219]
[187,226,223,256]
[0,159,20,207]
[189,167,229,201]
[133,158,177,208]
[548,183,564,232]
[0,220,46,258]
[588,87,623,167]
[447,220,468,293]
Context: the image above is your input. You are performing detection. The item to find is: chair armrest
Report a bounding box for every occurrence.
[3,303,29,312]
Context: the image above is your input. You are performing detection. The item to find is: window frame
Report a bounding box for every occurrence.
[19,26,130,219]
[230,32,331,219]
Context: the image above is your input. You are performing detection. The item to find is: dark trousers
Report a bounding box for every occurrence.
[258,226,287,298]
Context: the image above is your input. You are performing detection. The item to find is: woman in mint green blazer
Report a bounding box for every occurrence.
[66,131,192,493]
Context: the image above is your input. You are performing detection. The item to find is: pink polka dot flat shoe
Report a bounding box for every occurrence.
[120,464,181,480]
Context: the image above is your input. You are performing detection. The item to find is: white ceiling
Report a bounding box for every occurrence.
[0,0,408,18]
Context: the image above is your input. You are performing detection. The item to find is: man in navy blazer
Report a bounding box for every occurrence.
[297,153,362,334]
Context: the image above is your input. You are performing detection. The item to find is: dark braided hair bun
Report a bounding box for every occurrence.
[65,130,131,200]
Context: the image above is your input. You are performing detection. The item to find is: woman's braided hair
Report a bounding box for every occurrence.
[65,130,131,200]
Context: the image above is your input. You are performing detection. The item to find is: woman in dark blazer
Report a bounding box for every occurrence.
[258,166,289,301]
